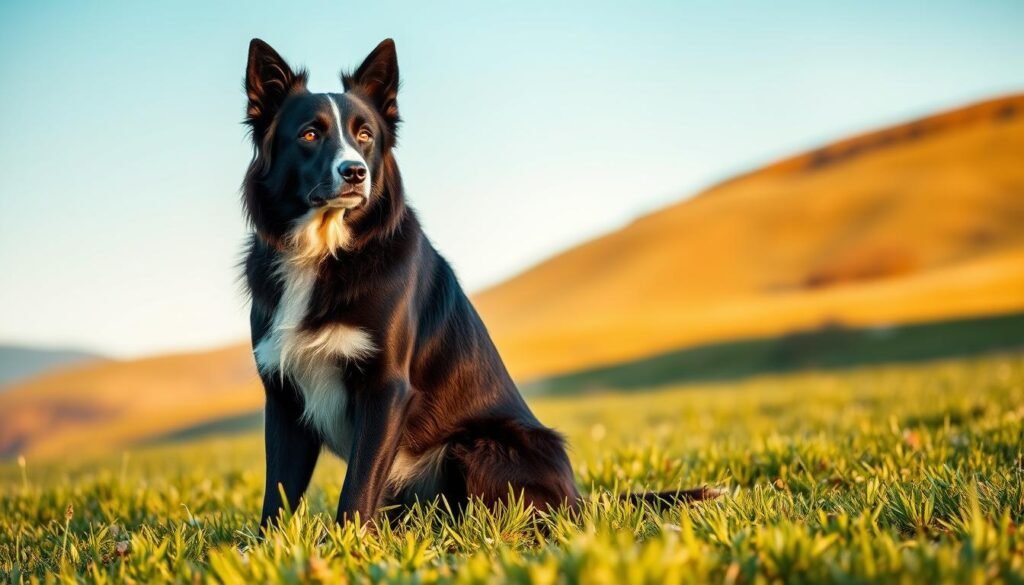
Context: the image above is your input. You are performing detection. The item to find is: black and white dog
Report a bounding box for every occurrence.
[242,39,714,527]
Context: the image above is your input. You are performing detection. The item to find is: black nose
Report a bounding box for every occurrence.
[338,161,367,184]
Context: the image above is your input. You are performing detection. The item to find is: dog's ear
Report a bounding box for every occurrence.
[245,39,306,137]
[342,39,400,133]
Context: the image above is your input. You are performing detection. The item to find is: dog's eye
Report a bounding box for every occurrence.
[299,129,319,143]
[356,128,373,143]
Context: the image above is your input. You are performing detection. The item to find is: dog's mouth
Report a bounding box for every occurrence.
[324,193,366,210]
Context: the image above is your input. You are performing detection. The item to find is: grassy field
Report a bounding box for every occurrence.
[2,353,1023,583]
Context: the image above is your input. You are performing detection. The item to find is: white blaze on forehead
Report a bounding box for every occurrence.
[324,94,371,199]
[324,94,369,177]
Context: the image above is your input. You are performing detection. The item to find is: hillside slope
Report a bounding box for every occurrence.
[474,95,1024,379]
[2,94,1022,458]
[0,346,258,459]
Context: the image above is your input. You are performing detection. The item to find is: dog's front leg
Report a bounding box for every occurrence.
[336,378,411,525]
[260,375,322,529]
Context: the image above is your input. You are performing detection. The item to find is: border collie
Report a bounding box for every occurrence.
[242,38,716,527]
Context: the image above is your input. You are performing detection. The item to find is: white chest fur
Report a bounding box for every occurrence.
[253,261,375,459]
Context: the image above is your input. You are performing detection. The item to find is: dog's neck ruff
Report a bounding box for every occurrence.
[284,206,353,266]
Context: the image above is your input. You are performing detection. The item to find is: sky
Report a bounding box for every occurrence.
[1,0,1022,358]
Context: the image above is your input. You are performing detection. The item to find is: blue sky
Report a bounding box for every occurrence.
[1,0,1022,357]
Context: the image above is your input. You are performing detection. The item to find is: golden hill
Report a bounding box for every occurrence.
[474,94,1024,379]
[3,94,1023,459]
[0,346,260,460]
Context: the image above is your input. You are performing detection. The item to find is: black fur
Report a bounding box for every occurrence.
[241,38,716,528]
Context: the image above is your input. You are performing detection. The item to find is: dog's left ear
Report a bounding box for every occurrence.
[343,39,400,133]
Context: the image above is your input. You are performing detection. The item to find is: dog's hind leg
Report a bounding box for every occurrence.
[448,419,580,514]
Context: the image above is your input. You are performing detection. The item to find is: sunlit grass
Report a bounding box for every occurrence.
[2,353,1023,583]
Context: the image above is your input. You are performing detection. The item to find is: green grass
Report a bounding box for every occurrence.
[2,353,1023,583]
[526,311,1024,395]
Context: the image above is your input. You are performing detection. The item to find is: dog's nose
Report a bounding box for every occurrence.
[338,161,367,184]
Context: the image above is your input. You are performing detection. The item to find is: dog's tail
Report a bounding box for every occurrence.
[619,486,726,509]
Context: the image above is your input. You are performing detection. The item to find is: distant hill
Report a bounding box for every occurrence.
[474,94,1024,380]
[0,344,104,388]
[0,345,256,459]
[2,94,1023,459]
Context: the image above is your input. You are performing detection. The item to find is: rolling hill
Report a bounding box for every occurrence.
[474,94,1024,379]
[2,94,1022,459]
[0,345,256,459]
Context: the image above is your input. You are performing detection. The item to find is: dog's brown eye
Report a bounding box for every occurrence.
[357,128,373,143]
[300,129,319,143]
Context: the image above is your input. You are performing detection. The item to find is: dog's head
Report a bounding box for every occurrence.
[243,39,401,261]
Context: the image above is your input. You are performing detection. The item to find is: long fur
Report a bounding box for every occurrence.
[242,38,719,527]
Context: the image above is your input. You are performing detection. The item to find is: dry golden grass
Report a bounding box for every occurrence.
[2,95,1022,459]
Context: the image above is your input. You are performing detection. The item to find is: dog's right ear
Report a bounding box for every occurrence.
[245,39,306,137]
